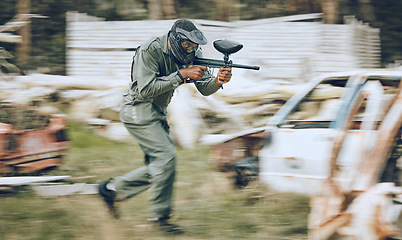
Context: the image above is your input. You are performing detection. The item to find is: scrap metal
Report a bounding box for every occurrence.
[308,78,402,239]
[0,104,69,175]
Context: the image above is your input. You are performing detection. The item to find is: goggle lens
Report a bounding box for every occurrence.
[181,40,198,53]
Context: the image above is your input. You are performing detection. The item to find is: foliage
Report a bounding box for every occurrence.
[177,0,218,20]
[0,0,16,25]
[28,0,73,75]
[372,0,402,65]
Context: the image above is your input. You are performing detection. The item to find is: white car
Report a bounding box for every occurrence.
[259,69,402,195]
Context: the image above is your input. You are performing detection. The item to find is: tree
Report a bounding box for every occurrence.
[348,0,376,23]
[147,0,176,20]
[16,0,30,66]
[321,0,338,24]
[216,0,231,21]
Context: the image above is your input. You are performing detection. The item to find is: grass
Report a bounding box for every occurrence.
[0,121,310,240]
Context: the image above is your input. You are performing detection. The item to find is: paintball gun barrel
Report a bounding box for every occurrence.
[193,39,260,71]
[193,57,260,70]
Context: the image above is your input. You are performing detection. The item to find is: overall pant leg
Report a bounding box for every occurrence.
[112,120,176,220]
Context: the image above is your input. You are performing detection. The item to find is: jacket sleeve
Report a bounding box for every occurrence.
[193,70,220,96]
[134,47,183,100]
[192,50,220,96]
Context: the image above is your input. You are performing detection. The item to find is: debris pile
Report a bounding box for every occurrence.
[0,102,69,175]
[0,74,301,147]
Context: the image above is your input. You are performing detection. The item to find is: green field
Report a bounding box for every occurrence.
[0,122,310,240]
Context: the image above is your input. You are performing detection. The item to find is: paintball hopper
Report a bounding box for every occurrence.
[192,39,260,71]
[213,39,243,55]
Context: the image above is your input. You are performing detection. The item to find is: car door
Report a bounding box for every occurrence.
[308,76,402,240]
[259,76,355,195]
[333,80,385,191]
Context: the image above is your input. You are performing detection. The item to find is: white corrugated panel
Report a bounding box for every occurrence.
[66,12,381,81]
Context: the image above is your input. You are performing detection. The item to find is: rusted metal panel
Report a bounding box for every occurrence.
[0,105,69,175]
[309,213,352,240]
[353,88,402,191]
[15,157,61,173]
[308,76,402,239]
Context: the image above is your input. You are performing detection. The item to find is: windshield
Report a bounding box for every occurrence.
[279,77,350,129]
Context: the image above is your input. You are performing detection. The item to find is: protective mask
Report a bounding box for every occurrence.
[169,27,207,65]
[169,31,196,65]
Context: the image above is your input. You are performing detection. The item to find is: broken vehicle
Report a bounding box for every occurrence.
[259,70,401,195]
[209,69,401,192]
[0,103,69,175]
[209,128,265,188]
[308,74,402,239]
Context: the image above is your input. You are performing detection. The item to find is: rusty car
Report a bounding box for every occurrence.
[0,103,69,175]
[308,72,402,239]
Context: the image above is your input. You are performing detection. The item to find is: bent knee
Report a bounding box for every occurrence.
[148,155,176,175]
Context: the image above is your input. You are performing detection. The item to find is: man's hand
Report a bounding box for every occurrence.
[215,68,232,87]
[179,65,207,81]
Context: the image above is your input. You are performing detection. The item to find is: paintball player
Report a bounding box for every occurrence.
[98,19,232,234]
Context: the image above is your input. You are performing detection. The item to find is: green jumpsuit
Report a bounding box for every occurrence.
[113,33,220,220]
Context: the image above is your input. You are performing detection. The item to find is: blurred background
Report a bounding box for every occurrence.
[0,0,402,76]
[1,2,402,239]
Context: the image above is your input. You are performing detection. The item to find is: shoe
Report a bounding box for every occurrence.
[154,219,184,234]
[98,180,119,219]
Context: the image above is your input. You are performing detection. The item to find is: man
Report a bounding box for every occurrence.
[98,19,232,234]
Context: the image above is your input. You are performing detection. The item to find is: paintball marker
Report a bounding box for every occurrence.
[190,39,260,82]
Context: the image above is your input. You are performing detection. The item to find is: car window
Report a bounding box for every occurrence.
[350,76,401,131]
[279,77,350,129]
[278,75,401,130]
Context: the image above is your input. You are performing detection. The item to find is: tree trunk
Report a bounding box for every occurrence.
[147,0,177,20]
[74,0,84,13]
[321,0,338,24]
[161,0,177,19]
[16,0,30,66]
[147,0,162,20]
[358,0,376,23]
[286,0,321,14]
[216,0,231,22]
[286,0,299,13]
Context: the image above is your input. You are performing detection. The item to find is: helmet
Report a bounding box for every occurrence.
[169,19,207,65]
